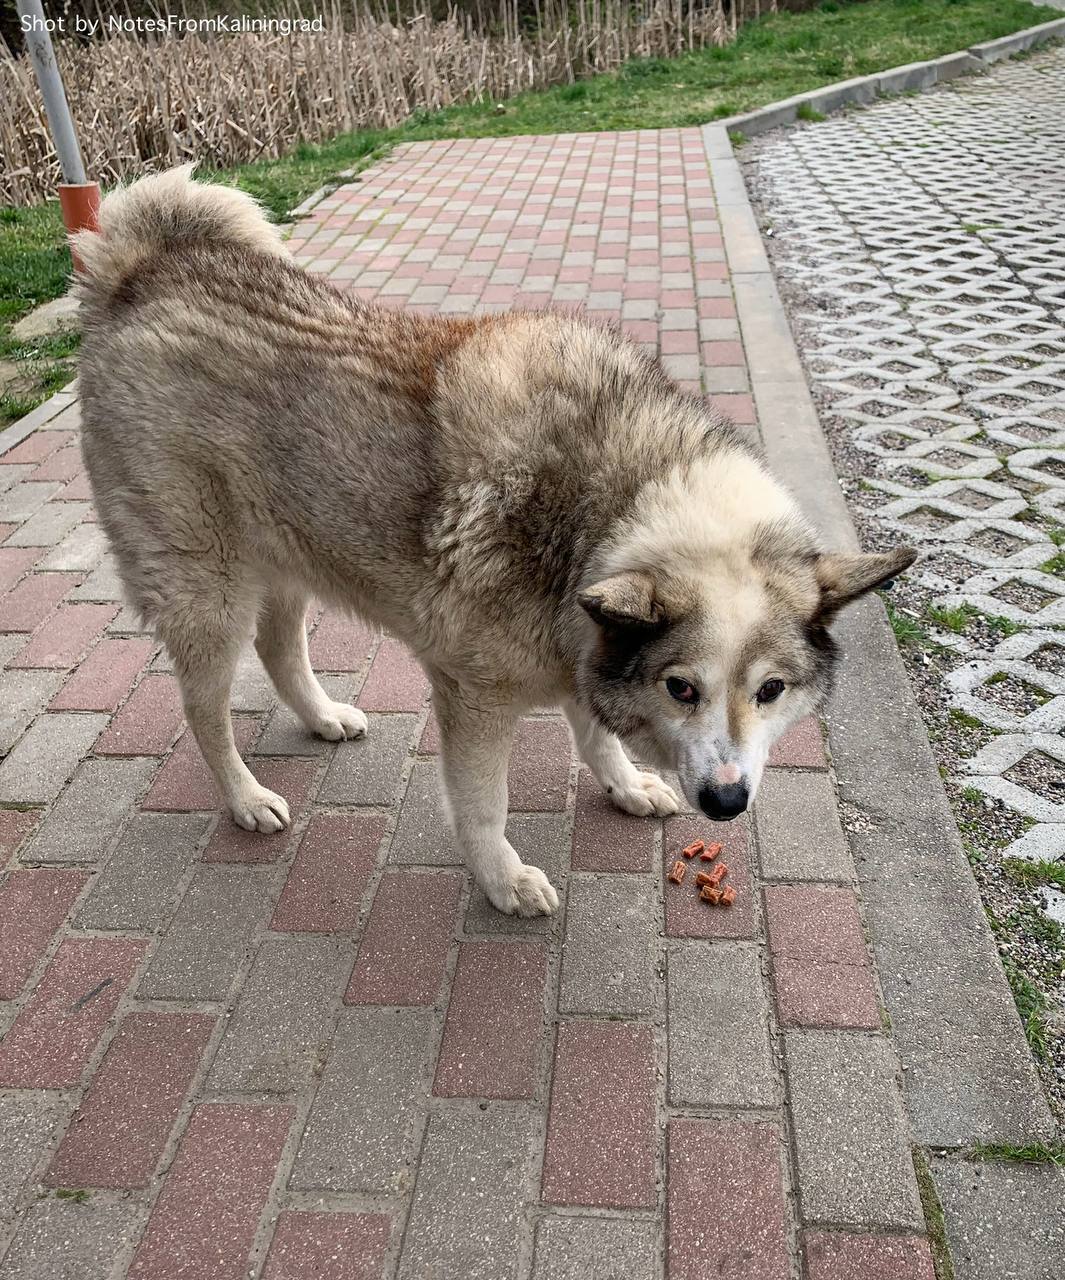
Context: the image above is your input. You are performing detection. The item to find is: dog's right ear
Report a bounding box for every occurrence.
[578,571,666,629]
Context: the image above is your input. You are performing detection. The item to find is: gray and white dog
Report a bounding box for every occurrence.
[75,167,914,916]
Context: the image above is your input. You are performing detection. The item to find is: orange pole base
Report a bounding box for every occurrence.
[58,182,101,275]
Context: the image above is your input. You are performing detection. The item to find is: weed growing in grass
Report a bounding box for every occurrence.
[796,102,827,122]
[926,603,978,633]
[1003,859,1065,892]
[1003,960,1052,1063]
[970,1139,1065,1166]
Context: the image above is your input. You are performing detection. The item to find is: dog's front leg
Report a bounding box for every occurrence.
[564,699,680,817]
[433,675,560,917]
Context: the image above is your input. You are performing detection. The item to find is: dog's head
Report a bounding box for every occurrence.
[576,535,916,820]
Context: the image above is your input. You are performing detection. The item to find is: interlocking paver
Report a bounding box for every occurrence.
[127,1103,292,1280]
[263,1212,392,1280]
[317,712,416,805]
[95,672,183,754]
[271,811,384,932]
[803,1230,935,1280]
[0,1198,140,1280]
[663,813,756,938]
[48,635,153,710]
[45,1011,214,1188]
[26,756,158,863]
[559,874,657,1015]
[532,1217,659,1280]
[0,868,87,998]
[754,771,853,881]
[201,757,317,862]
[571,766,656,871]
[0,668,64,752]
[0,568,79,630]
[0,1095,62,1220]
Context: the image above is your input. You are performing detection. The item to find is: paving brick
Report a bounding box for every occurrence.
[542,1021,656,1209]
[803,1230,935,1280]
[0,668,64,751]
[0,481,63,524]
[0,868,87,999]
[6,500,91,548]
[0,711,108,804]
[138,867,273,1000]
[667,941,777,1107]
[49,636,154,711]
[0,807,39,861]
[397,1108,534,1280]
[30,447,83,485]
[388,759,461,863]
[434,940,547,1098]
[559,875,657,1015]
[786,1031,922,1229]
[571,767,656,871]
[766,884,879,1029]
[308,612,376,671]
[667,1119,791,1280]
[27,756,158,863]
[532,1217,659,1280]
[202,759,317,862]
[0,545,40,593]
[209,936,349,1093]
[464,813,570,935]
[0,1197,140,1280]
[345,870,461,1005]
[263,1212,392,1280]
[754,771,854,881]
[508,717,572,810]
[9,601,117,668]
[45,1011,214,1188]
[65,555,123,601]
[256,674,358,754]
[37,521,106,571]
[0,431,75,466]
[75,812,208,931]
[95,673,183,754]
[317,713,417,805]
[357,636,430,710]
[128,1103,292,1280]
[663,813,756,939]
[141,716,258,811]
[272,812,384,932]
[768,716,827,769]
[0,569,79,630]
[0,937,145,1088]
[0,1094,62,1219]
[291,1007,434,1193]
[228,645,279,712]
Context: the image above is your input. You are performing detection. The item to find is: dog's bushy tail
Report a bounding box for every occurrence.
[73,163,286,300]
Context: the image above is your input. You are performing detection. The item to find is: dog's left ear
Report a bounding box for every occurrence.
[814,546,917,622]
[578,571,669,630]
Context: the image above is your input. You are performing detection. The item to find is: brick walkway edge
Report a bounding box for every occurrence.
[0,131,941,1279]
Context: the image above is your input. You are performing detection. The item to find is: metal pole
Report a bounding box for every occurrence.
[16,0,86,185]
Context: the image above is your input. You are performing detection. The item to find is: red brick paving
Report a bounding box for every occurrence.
[0,937,145,1087]
[0,867,88,998]
[667,1119,791,1280]
[0,129,932,1279]
[271,812,385,932]
[345,870,462,1005]
[0,430,75,465]
[433,940,547,1098]
[45,1011,215,1188]
[542,1020,657,1208]
[127,1103,292,1280]
[803,1231,936,1280]
[263,1212,392,1280]
[49,635,154,711]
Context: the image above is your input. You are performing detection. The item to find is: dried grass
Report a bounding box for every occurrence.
[1,0,776,206]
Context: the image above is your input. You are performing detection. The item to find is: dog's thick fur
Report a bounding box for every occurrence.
[74,167,915,916]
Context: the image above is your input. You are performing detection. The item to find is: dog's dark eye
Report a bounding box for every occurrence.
[666,677,699,705]
[756,678,785,705]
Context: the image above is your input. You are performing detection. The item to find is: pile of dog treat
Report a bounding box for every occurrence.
[667,839,736,906]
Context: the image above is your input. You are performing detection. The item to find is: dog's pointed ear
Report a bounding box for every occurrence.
[578,571,666,629]
[814,546,917,622]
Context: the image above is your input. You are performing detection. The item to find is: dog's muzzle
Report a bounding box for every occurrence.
[697,781,749,821]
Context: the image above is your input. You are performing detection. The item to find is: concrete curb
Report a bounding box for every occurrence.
[703,119,1056,1153]
[0,387,76,458]
[722,17,1065,138]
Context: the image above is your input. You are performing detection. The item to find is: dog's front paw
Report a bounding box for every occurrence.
[486,863,560,917]
[609,770,681,818]
[312,702,368,742]
[230,784,290,833]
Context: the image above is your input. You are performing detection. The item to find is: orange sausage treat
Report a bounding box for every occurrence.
[699,842,723,863]
[720,886,737,906]
[668,860,687,885]
[681,840,704,859]
[699,885,723,905]
[694,870,716,888]
[705,862,728,889]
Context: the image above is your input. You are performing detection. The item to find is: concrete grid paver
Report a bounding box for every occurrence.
[0,124,979,1277]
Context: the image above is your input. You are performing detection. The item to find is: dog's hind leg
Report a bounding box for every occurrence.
[432,672,559,917]
[564,699,680,817]
[162,596,290,834]
[255,588,368,742]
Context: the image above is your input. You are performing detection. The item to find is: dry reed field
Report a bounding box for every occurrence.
[0,0,780,206]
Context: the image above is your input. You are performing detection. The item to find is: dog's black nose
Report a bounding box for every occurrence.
[698,782,749,821]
